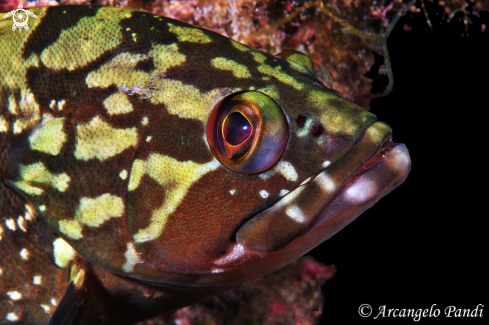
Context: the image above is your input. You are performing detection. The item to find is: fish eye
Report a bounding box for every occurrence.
[223,112,252,146]
[207,91,288,174]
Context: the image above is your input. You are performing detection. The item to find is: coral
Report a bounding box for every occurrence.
[137,256,336,325]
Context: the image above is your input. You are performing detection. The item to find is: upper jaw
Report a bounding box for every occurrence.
[237,122,411,252]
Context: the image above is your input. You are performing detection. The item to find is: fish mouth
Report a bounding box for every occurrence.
[237,122,411,252]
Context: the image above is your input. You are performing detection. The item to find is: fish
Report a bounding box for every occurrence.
[0,5,411,325]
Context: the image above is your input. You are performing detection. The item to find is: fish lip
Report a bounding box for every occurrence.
[305,140,411,233]
[237,122,411,252]
[294,135,396,232]
[336,137,396,190]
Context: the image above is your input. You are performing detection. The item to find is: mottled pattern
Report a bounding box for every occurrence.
[0,5,410,324]
[0,182,67,323]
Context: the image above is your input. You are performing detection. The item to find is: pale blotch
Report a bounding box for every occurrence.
[279,189,290,196]
[211,57,251,78]
[0,115,8,133]
[276,161,298,181]
[258,161,298,182]
[322,160,331,168]
[167,23,211,43]
[6,313,19,321]
[39,205,46,212]
[51,173,71,192]
[251,52,266,64]
[315,172,336,193]
[40,7,126,70]
[74,194,124,227]
[285,205,306,223]
[41,304,50,313]
[8,95,18,114]
[29,117,66,156]
[259,190,269,198]
[132,155,221,243]
[215,244,245,265]
[0,267,2,275]
[33,276,42,285]
[103,92,134,115]
[6,291,21,300]
[141,116,149,126]
[14,162,48,195]
[12,120,23,134]
[58,219,83,240]
[258,64,303,90]
[16,216,27,232]
[50,298,57,306]
[53,238,75,268]
[71,265,85,289]
[345,178,377,204]
[57,99,66,111]
[384,144,411,174]
[119,169,128,180]
[20,248,29,260]
[0,226,3,241]
[25,204,35,221]
[122,242,141,273]
[146,135,152,142]
[87,43,187,97]
[86,47,222,123]
[231,40,249,51]
[49,100,56,109]
[271,186,306,211]
[14,162,71,195]
[18,87,41,118]
[150,43,186,72]
[229,189,236,195]
[127,160,145,191]
[310,89,367,136]
[150,79,224,123]
[6,218,16,231]
[74,116,138,161]
[86,52,149,90]
[9,89,42,134]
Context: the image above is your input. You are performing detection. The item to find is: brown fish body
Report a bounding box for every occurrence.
[0,5,410,324]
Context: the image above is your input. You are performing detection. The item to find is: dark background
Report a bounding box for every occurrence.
[312,1,488,323]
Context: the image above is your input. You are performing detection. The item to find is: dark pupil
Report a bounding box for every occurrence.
[223,112,252,146]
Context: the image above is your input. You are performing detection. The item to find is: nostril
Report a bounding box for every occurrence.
[310,123,323,136]
[296,115,306,127]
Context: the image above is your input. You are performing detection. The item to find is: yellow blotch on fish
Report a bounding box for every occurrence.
[14,162,71,195]
[29,117,67,155]
[74,116,138,161]
[167,23,212,43]
[40,7,128,71]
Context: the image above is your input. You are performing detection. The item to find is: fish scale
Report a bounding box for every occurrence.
[0,182,67,323]
[0,5,410,324]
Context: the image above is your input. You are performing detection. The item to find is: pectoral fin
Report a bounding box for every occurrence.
[49,262,103,325]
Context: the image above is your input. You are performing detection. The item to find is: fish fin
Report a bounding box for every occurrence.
[0,181,68,324]
[276,49,334,88]
[49,262,103,325]
[48,282,84,325]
